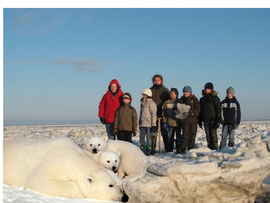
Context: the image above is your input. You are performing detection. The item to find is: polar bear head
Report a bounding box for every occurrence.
[97,150,120,173]
[77,164,128,202]
[84,136,108,154]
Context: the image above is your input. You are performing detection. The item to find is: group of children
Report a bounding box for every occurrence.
[99,79,241,156]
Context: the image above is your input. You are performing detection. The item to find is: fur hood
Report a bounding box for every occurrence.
[202,90,219,96]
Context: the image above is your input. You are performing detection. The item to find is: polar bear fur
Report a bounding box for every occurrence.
[84,136,148,181]
[175,103,191,119]
[97,150,120,173]
[3,138,128,202]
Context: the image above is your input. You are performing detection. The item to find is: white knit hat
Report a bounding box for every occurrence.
[142,88,152,97]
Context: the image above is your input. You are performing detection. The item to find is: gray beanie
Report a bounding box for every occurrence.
[226,87,235,96]
[183,86,192,94]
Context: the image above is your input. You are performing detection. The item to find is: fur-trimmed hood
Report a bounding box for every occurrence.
[202,90,219,96]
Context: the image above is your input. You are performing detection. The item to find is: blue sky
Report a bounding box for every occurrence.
[3,8,270,125]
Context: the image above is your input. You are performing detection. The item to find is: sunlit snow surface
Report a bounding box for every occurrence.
[3,121,270,203]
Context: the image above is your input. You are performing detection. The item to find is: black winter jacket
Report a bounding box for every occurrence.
[199,90,222,123]
[221,97,241,125]
[150,85,170,118]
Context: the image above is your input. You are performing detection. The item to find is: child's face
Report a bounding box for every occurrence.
[184,92,191,97]
[205,89,212,94]
[227,93,233,99]
[142,94,147,100]
[123,98,131,104]
[170,92,177,100]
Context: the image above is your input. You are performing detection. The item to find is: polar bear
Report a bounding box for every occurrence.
[3,138,129,202]
[84,136,148,181]
[96,150,120,174]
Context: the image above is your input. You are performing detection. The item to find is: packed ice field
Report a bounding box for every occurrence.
[3,120,270,203]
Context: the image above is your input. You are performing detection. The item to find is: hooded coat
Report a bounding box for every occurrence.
[199,90,222,123]
[113,93,138,132]
[98,79,124,124]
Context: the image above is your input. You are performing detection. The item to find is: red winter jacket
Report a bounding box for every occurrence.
[98,79,124,124]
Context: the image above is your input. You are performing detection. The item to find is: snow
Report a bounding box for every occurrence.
[3,121,270,202]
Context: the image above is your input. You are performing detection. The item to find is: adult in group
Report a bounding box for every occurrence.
[178,86,200,153]
[99,79,124,140]
[198,82,222,150]
[150,74,170,154]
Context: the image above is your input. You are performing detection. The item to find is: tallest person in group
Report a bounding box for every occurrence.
[150,74,170,154]
[98,79,124,140]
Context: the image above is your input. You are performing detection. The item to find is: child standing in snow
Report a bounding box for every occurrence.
[178,86,201,153]
[161,88,180,153]
[113,93,138,143]
[220,87,241,149]
[139,88,157,155]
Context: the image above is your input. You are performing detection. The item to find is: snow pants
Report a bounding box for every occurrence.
[179,123,197,153]
[117,130,132,143]
[203,121,218,150]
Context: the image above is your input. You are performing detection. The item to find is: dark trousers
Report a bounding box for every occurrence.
[117,131,132,143]
[180,123,197,153]
[167,126,181,152]
[203,121,218,150]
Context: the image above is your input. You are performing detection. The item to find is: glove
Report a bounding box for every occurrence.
[150,126,157,133]
[233,124,239,129]
[99,117,105,124]
[198,121,203,129]
[213,122,220,129]
[163,123,168,131]
[132,131,136,137]
[188,110,194,117]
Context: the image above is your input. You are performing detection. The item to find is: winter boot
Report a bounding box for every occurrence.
[146,145,151,156]
[140,146,146,155]
[180,147,186,154]
[228,142,234,147]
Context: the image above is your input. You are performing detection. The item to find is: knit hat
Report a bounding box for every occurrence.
[183,86,192,94]
[226,87,235,96]
[170,88,179,98]
[123,92,132,101]
[142,88,152,97]
[204,82,214,90]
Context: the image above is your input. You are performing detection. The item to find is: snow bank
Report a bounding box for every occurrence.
[3,121,270,203]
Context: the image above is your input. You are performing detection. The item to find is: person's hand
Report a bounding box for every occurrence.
[99,117,105,124]
[233,124,239,129]
[150,126,157,133]
[213,122,220,129]
[132,131,136,137]
[163,123,168,131]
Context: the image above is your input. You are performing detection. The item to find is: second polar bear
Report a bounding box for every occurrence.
[97,150,120,174]
[84,136,148,181]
